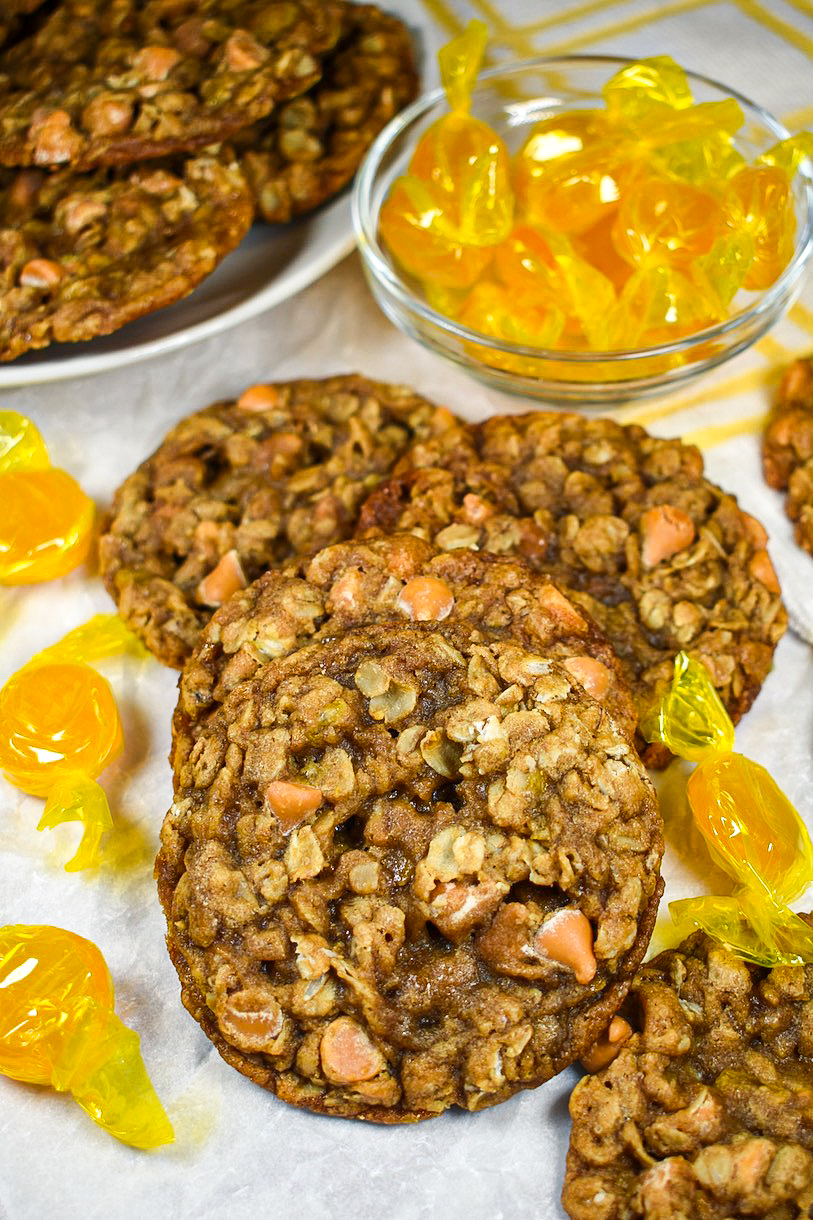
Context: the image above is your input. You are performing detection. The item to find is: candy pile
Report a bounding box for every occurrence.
[0,924,173,1148]
[379,26,811,359]
[0,615,145,871]
[0,410,93,584]
[641,651,813,965]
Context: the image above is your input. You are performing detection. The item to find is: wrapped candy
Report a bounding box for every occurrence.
[0,410,94,585]
[0,924,173,1148]
[0,615,146,870]
[379,20,512,283]
[642,652,813,965]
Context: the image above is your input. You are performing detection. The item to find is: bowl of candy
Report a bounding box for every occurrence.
[353,28,813,405]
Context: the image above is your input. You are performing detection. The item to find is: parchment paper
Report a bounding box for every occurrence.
[1,2,813,1216]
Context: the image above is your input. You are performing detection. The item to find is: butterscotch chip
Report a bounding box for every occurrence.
[196,549,248,608]
[98,377,457,668]
[763,356,813,558]
[171,535,638,774]
[357,412,787,767]
[237,3,418,223]
[0,153,252,362]
[578,1014,632,1074]
[563,928,813,1218]
[0,0,346,170]
[157,624,663,1122]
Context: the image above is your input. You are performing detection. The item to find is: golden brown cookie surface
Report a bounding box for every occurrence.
[238,3,418,223]
[173,534,638,758]
[0,0,345,170]
[358,411,787,766]
[0,0,46,49]
[99,376,457,667]
[0,153,252,363]
[564,929,813,1218]
[763,357,813,558]
[159,623,662,1121]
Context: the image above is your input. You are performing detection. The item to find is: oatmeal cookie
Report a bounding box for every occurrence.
[358,412,787,766]
[158,623,663,1121]
[99,376,457,668]
[563,928,813,1218]
[0,153,252,363]
[238,3,418,223]
[763,357,813,558]
[0,0,345,170]
[174,534,638,758]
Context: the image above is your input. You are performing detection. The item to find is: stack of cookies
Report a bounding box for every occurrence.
[98,374,789,1127]
[0,1,418,361]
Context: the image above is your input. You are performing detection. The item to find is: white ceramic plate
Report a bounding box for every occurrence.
[0,197,357,387]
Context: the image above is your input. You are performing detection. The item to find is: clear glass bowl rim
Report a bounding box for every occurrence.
[352,53,813,366]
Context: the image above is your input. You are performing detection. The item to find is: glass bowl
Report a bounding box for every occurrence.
[352,55,813,406]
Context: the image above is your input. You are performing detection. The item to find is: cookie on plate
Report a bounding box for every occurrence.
[763,356,813,558]
[0,0,345,170]
[174,534,638,759]
[563,928,813,1218]
[99,376,457,668]
[0,153,253,363]
[238,3,418,223]
[358,411,787,766]
[158,622,663,1121]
